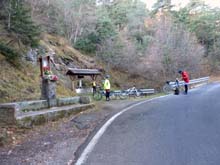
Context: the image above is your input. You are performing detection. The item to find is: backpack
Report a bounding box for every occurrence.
[174,87,179,95]
[174,79,180,95]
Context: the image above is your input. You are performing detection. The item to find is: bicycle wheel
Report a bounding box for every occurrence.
[163,84,173,94]
[119,92,128,100]
[110,93,117,100]
[93,92,102,101]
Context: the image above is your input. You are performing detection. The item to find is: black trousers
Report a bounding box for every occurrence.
[184,84,188,94]
[92,86,96,95]
[105,89,110,100]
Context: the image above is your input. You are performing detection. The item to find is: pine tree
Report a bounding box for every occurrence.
[2,0,40,47]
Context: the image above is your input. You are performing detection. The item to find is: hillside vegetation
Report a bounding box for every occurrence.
[1,0,220,103]
[0,34,94,103]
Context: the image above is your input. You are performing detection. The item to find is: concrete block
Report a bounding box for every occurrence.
[0,103,18,126]
[17,100,48,112]
[48,99,57,107]
[80,96,91,104]
[57,97,80,106]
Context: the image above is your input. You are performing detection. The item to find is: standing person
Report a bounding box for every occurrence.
[104,75,111,101]
[92,80,96,96]
[178,70,190,94]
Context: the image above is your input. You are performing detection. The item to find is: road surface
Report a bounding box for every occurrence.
[76,82,220,165]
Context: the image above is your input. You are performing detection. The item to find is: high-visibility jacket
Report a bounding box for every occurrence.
[104,79,110,90]
[92,81,96,87]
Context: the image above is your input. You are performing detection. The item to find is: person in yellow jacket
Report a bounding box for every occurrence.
[104,75,111,101]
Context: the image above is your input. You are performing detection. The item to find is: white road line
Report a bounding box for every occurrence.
[75,95,169,165]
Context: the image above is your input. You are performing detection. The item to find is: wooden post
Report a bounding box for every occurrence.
[72,81,75,91]
[70,76,76,91]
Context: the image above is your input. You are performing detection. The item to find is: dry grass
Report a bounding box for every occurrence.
[110,68,150,90]
[0,60,41,103]
[40,34,96,68]
[0,58,77,103]
[210,75,220,82]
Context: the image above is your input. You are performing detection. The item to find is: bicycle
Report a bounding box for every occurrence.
[163,79,183,94]
[93,86,150,100]
[110,90,128,100]
[93,86,105,101]
[93,87,125,101]
[123,87,141,98]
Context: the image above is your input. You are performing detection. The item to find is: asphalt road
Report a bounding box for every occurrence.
[76,82,220,165]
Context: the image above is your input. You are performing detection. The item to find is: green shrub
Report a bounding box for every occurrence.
[74,33,99,54]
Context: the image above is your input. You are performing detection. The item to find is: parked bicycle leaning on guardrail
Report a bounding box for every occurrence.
[163,78,181,94]
[123,87,155,98]
[93,86,155,101]
[93,87,125,101]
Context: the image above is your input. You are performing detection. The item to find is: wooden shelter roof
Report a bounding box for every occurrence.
[66,68,101,76]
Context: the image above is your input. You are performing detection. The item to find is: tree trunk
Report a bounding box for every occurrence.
[4,0,12,30]
[73,4,82,44]
[7,12,11,30]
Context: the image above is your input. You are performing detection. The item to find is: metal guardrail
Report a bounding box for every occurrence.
[76,87,155,95]
[111,88,155,97]
[138,89,155,94]
[169,77,209,87]
[188,77,210,85]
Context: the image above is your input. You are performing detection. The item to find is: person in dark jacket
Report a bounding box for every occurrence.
[178,70,190,94]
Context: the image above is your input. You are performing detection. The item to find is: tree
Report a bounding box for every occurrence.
[53,0,97,43]
[138,17,204,84]
[74,33,98,53]
[74,5,116,54]
[172,1,220,71]
[106,0,131,30]
[96,37,122,72]
[96,15,116,40]
[172,0,216,55]
[1,0,40,47]
[26,0,61,34]
[151,0,173,14]
[126,0,150,54]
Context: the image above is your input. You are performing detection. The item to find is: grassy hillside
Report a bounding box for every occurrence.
[0,55,75,103]
[0,34,96,103]
[0,55,40,103]
[0,32,153,103]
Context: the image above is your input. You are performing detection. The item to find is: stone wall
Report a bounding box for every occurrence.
[57,97,80,106]
[17,100,48,112]
[0,96,91,126]
[0,104,18,126]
